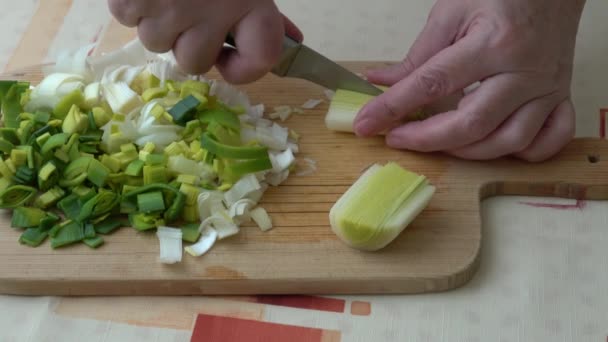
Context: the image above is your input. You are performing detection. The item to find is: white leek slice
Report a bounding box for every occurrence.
[301,99,323,109]
[102,65,145,86]
[200,212,239,240]
[197,191,226,221]
[25,73,85,112]
[87,39,151,79]
[209,80,250,108]
[250,207,273,231]
[84,82,101,108]
[228,199,256,224]
[266,170,289,186]
[44,43,96,80]
[223,174,261,206]
[102,82,143,115]
[324,89,375,133]
[156,226,183,264]
[269,148,295,173]
[185,226,218,257]
[329,162,435,251]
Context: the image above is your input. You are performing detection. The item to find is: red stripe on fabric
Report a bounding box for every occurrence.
[254,295,345,313]
[191,314,340,342]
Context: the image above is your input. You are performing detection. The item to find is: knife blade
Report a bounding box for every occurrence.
[224,35,383,96]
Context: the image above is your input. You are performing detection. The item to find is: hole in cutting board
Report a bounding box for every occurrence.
[587,155,600,163]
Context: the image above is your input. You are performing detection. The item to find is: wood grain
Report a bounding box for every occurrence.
[0,63,605,296]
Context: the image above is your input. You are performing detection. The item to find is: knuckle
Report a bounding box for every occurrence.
[108,0,139,24]
[378,97,402,121]
[415,68,450,99]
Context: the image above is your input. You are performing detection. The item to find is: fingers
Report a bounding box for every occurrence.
[354,31,492,137]
[383,74,540,152]
[137,15,189,53]
[108,0,156,27]
[365,3,464,86]
[446,95,559,160]
[216,5,284,84]
[282,14,303,42]
[172,22,227,75]
[514,99,575,162]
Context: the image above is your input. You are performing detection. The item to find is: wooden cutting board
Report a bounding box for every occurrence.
[0,63,605,296]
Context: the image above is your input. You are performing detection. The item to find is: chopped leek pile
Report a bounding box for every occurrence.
[329,162,435,251]
[0,40,298,262]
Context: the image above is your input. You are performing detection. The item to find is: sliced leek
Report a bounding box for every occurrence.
[329,162,435,251]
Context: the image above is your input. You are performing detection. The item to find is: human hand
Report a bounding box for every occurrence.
[108,0,302,84]
[354,0,586,161]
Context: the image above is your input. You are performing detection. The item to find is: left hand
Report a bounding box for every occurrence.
[353,0,585,162]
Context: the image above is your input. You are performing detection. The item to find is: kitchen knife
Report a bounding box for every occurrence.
[224,35,383,96]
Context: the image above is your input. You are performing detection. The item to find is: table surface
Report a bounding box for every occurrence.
[0,1,607,341]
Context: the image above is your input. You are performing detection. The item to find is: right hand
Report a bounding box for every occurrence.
[108,0,303,83]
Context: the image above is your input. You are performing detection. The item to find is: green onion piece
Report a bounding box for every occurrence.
[101,155,121,173]
[34,186,65,209]
[145,153,165,166]
[94,217,124,235]
[87,159,110,187]
[57,194,82,220]
[201,133,267,160]
[59,172,87,188]
[199,108,240,131]
[79,143,98,154]
[53,89,85,119]
[2,82,29,129]
[84,223,96,238]
[0,185,37,209]
[223,158,273,182]
[168,95,200,125]
[206,121,240,146]
[77,191,120,222]
[129,212,160,231]
[11,207,47,228]
[50,221,85,249]
[39,214,60,231]
[182,204,199,223]
[180,222,201,243]
[123,183,185,222]
[12,165,35,185]
[179,183,200,205]
[62,104,88,134]
[38,161,59,190]
[41,133,69,156]
[0,138,14,154]
[18,120,34,145]
[92,106,112,128]
[34,111,51,125]
[143,165,167,185]
[10,149,27,168]
[124,159,145,177]
[137,191,165,213]
[0,128,19,145]
[176,174,200,185]
[83,236,104,248]
[19,228,49,247]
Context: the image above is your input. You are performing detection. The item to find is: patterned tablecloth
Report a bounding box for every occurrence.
[0,1,607,341]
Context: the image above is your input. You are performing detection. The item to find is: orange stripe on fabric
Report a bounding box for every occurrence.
[4,0,73,72]
[94,18,137,55]
[191,314,341,342]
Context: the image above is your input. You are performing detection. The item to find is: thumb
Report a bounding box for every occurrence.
[364,3,464,87]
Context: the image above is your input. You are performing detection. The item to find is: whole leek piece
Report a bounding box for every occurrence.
[329,162,435,251]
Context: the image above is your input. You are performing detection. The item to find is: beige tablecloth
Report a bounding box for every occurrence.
[0,1,607,341]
